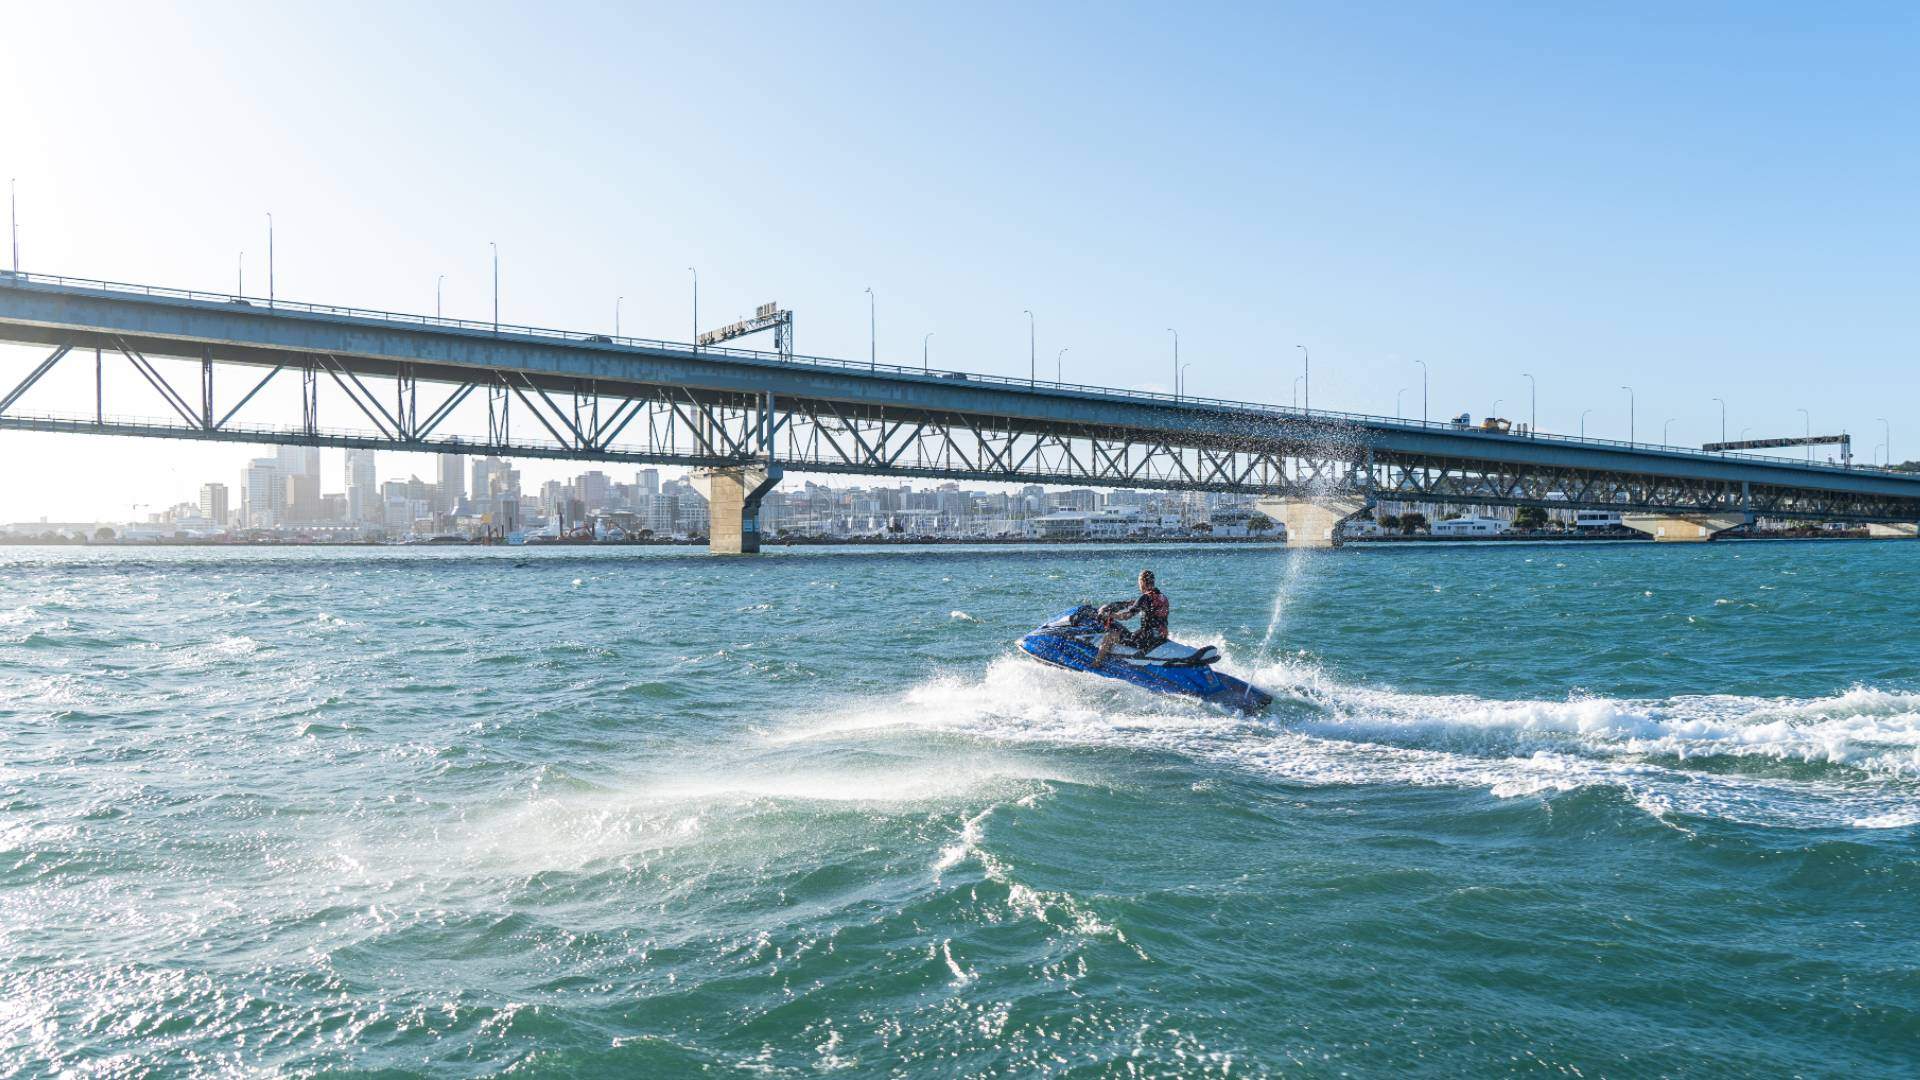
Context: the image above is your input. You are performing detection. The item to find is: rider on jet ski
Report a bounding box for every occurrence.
[1094,569,1170,666]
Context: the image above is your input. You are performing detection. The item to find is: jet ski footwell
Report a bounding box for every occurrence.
[1017,605,1274,713]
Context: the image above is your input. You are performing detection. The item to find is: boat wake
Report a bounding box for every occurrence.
[774,642,1920,832]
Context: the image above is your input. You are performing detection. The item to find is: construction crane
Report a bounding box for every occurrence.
[698,301,793,360]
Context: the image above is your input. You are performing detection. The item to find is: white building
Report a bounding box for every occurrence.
[1574,510,1624,530]
[242,458,283,528]
[345,450,378,523]
[1432,514,1507,537]
[198,483,229,528]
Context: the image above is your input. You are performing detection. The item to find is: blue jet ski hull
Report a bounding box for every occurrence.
[1018,607,1274,713]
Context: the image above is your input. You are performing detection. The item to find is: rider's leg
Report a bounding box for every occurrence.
[1094,628,1120,667]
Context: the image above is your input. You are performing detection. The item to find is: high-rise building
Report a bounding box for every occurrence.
[577,470,611,510]
[637,468,660,496]
[284,473,321,523]
[242,458,283,528]
[437,453,465,513]
[345,450,378,523]
[278,445,320,479]
[470,457,519,515]
[199,483,229,526]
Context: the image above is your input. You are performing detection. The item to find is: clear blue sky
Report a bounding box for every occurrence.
[2,2,1915,518]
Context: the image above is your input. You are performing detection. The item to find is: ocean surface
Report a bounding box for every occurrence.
[2,540,1917,1076]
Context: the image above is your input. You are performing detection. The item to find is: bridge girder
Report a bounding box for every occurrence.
[3,281,1920,525]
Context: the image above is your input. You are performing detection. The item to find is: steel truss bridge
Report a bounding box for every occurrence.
[2,271,1918,546]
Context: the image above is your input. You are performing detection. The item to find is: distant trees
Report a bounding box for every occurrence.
[93,527,116,542]
[1396,512,1428,534]
[1512,506,1549,531]
[1248,512,1275,533]
[1378,514,1401,531]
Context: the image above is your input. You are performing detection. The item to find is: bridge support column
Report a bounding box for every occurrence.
[1621,514,1745,542]
[692,464,783,554]
[1866,522,1920,539]
[1257,496,1369,549]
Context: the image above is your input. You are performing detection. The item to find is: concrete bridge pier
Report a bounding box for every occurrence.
[1867,522,1920,539]
[1257,495,1370,549]
[692,464,783,554]
[1621,513,1747,542]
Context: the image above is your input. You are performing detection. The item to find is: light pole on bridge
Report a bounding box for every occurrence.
[1181,362,1192,399]
[237,252,244,298]
[8,178,17,273]
[266,212,274,310]
[688,267,698,351]
[1522,373,1536,435]
[1297,345,1310,412]
[1880,417,1892,467]
[1414,359,1428,423]
[1396,387,1407,420]
[616,296,623,338]
[1621,386,1635,445]
[1166,329,1179,402]
[1664,418,1677,446]
[1797,408,1811,462]
[437,274,445,319]
[1580,409,1593,439]
[1023,310,1035,385]
[1057,347,1070,384]
[923,332,933,371]
[1712,397,1726,445]
[868,287,878,370]
[1293,375,1303,409]
[490,243,499,333]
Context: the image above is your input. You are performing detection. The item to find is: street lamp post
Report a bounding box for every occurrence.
[1492,399,1503,422]
[1297,345,1310,412]
[436,274,445,319]
[1293,375,1303,409]
[1057,346,1070,384]
[237,251,244,297]
[615,295,623,338]
[1181,361,1192,398]
[1395,387,1407,419]
[266,212,274,309]
[1798,408,1811,462]
[1879,417,1892,467]
[688,268,698,350]
[489,242,498,333]
[8,178,17,273]
[1712,397,1726,445]
[866,288,877,370]
[1580,409,1593,439]
[1664,418,1677,446]
[1166,329,1179,401]
[1414,359,1428,422]
[1621,386,1635,444]
[1024,309,1035,385]
[923,332,933,372]
[1522,372,1536,434]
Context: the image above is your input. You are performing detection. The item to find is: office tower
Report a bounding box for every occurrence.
[242,458,283,528]
[199,483,229,526]
[284,472,321,523]
[345,450,378,523]
[576,470,611,510]
[437,453,465,513]
[637,468,660,496]
[277,445,320,479]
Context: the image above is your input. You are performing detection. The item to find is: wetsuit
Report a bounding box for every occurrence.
[1106,587,1170,651]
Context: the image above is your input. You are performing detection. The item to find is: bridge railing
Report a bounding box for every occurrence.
[1,269,1896,477]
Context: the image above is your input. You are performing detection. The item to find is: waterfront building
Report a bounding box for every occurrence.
[198,483,229,527]
[242,458,283,528]
[437,453,465,514]
[345,450,378,523]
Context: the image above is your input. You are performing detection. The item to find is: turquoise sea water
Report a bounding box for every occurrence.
[2,540,1916,1076]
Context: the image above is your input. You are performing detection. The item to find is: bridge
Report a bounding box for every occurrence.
[2,270,1917,551]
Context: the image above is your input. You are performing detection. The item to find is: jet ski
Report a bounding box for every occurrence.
[1017,605,1274,713]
